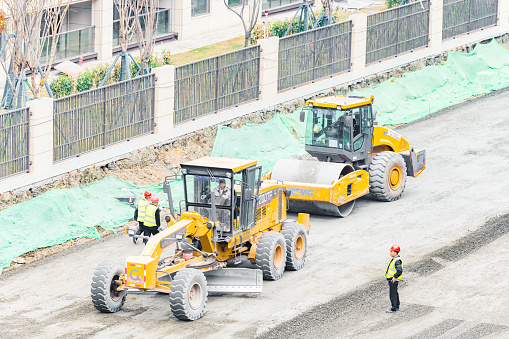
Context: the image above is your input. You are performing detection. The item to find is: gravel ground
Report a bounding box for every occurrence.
[257,214,509,339]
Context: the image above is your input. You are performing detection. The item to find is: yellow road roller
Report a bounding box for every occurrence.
[264,96,426,217]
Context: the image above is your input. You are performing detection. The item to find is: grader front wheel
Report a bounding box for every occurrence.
[169,268,208,321]
[368,151,407,202]
[256,231,287,281]
[91,261,126,313]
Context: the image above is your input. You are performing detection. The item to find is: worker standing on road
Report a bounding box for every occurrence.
[385,245,403,313]
[141,196,162,244]
[133,191,152,244]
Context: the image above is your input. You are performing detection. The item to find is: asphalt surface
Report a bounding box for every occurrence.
[1,89,509,338]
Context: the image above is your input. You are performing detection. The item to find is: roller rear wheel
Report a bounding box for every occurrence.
[368,151,407,201]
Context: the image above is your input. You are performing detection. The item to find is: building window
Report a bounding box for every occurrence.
[40,1,95,64]
[192,0,210,16]
[262,0,303,10]
[113,0,172,47]
[228,0,242,7]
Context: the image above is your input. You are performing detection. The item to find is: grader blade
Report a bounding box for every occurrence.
[204,268,263,293]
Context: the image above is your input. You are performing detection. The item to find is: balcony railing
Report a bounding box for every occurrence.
[40,26,95,65]
[113,8,173,47]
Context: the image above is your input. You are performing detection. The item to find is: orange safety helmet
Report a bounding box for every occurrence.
[151,196,159,203]
[144,191,152,199]
[390,245,401,253]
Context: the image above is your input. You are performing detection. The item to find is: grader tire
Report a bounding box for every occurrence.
[281,223,308,271]
[169,268,207,321]
[91,261,126,313]
[368,151,407,202]
[256,231,287,281]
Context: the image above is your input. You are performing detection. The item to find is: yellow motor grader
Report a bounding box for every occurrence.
[264,95,426,217]
[91,157,310,321]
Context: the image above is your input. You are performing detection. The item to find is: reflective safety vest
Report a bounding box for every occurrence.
[385,256,403,280]
[137,199,149,222]
[144,204,158,227]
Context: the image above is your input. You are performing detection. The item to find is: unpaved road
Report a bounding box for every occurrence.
[1,89,509,338]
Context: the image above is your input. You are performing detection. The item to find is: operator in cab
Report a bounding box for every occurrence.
[201,179,231,206]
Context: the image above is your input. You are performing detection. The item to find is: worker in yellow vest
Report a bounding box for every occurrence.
[385,245,403,313]
[133,191,152,244]
[141,196,161,244]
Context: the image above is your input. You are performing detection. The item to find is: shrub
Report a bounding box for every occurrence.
[161,49,171,65]
[92,63,110,87]
[386,0,402,8]
[49,73,74,98]
[249,24,265,45]
[76,70,94,92]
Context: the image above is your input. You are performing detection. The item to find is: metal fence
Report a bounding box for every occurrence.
[366,1,430,65]
[0,107,29,180]
[174,45,260,124]
[442,0,498,40]
[278,20,352,92]
[53,73,155,162]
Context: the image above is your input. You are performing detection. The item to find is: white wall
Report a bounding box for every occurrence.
[189,0,251,37]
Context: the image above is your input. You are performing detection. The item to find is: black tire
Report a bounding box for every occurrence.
[255,231,287,281]
[169,268,207,321]
[281,223,308,271]
[91,261,126,313]
[368,151,407,202]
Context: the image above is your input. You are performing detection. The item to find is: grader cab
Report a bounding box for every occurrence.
[91,157,310,321]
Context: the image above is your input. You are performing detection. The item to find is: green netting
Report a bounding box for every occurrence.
[0,177,179,273]
[349,40,509,125]
[1,40,508,274]
[211,115,306,171]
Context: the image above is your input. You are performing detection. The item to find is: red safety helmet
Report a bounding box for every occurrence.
[390,245,401,253]
[151,196,159,203]
[144,191,152,199]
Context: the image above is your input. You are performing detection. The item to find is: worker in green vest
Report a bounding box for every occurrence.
[133,191,152,244]
[385,245,403,313]
[141,196,161,245]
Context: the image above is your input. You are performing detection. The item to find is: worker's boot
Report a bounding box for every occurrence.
[133,237,137,244]
[385,308,397,313]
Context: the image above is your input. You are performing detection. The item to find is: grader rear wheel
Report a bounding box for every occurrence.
[169,268,208,321]
[90,261,126,313]
[368,151,407,201]
[256,231,287,281]
[281,222,308,271]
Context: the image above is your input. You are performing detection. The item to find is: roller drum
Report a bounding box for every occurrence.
[271,159,356,217]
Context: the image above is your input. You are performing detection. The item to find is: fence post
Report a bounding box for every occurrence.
[27,98,54,174]
[92,0,113,62]
[499,0,509,29]
[174,0,192,40]
[257,36,279,101]
[350,13,368,73]
[153,65,175,134]
[429,0,444,52]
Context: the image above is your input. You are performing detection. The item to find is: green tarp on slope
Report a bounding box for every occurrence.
[1,40,508,273]
[0,177,172,272]
[349,40,509,125]
[211,114,306,171]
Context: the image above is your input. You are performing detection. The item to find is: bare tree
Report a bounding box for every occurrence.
[130,0,159,75]
[224,0,261,47]
[2,0,70,108]
[115,0,136,53]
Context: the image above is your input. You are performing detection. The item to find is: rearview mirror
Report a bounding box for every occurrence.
[300,110,305,122]
[344,115,353,128]
[244,188,253,200]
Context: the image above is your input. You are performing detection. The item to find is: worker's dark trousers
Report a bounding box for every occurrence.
[142,226,159,244]
[388,279,400,310]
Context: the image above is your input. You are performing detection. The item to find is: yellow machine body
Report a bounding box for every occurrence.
[124,157,310,294]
